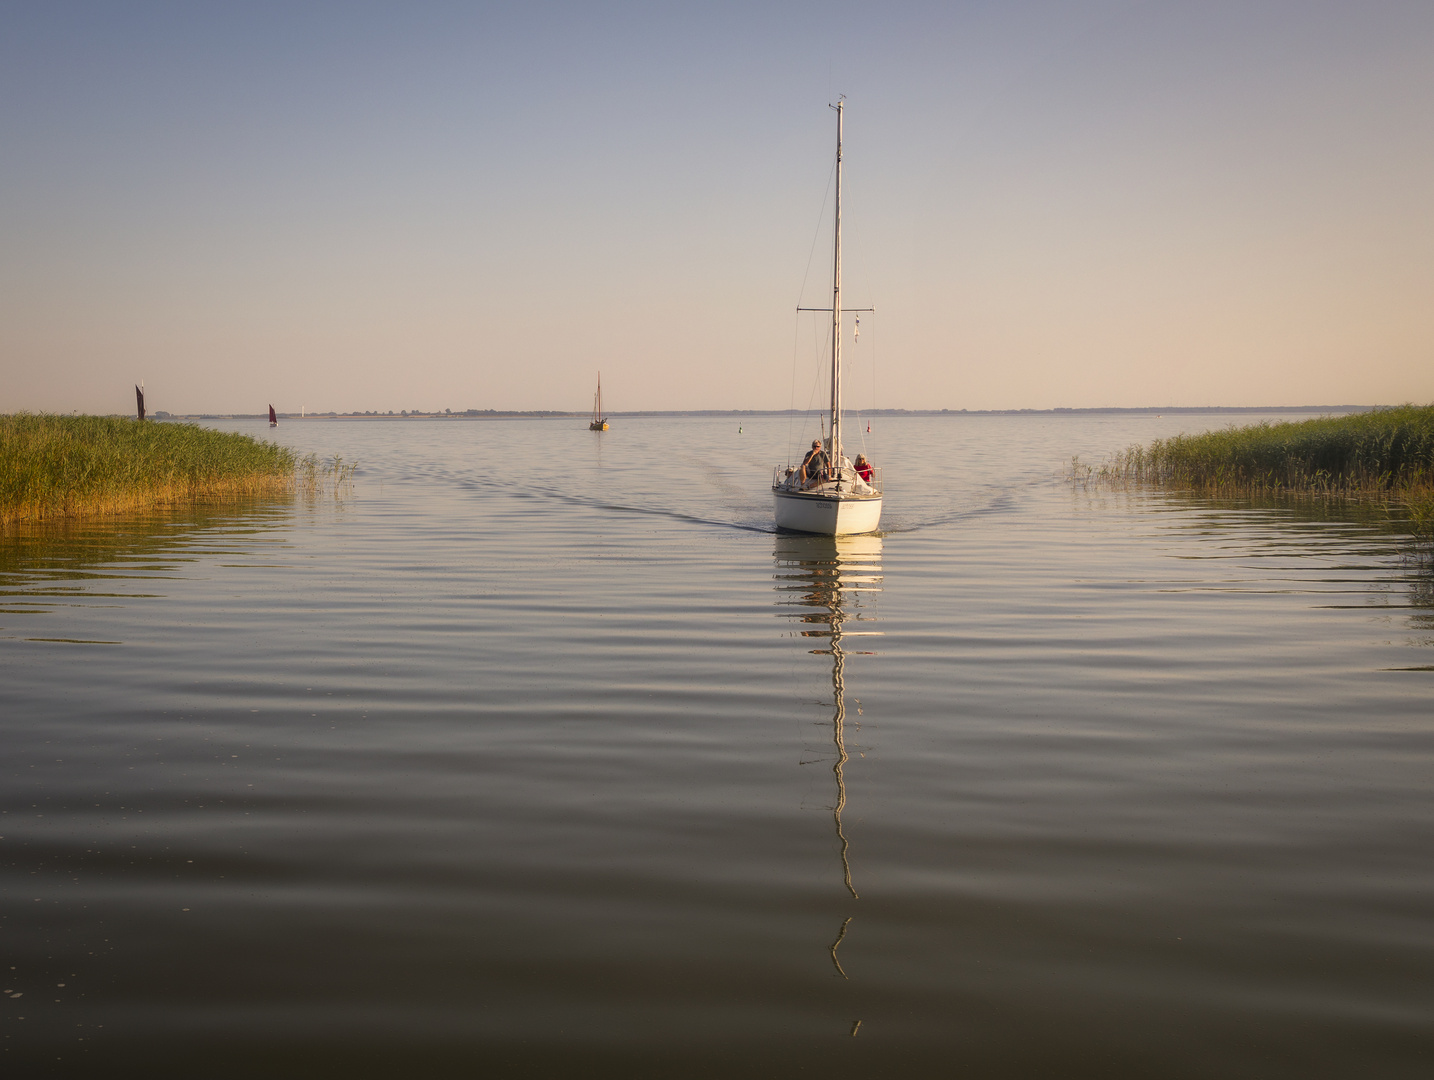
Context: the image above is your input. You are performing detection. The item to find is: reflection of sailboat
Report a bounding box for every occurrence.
[589,373,609,431]
[775,533,883,977]
[772,100,882,536]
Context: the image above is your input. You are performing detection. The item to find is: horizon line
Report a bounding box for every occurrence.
[118,404,1388,421]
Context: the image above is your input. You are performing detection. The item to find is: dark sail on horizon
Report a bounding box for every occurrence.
[269,404,277,427]
[135,385,145,421]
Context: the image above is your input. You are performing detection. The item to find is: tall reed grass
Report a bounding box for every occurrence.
[1072,404,1434,548]
[294,453,357,493]
[1,414,299,526]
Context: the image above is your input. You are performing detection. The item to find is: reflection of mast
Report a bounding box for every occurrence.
[774,533,883,925]
[829,915,853,980]
[830,607,857,900]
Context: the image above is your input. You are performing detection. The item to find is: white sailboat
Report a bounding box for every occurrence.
[772,100,882,536]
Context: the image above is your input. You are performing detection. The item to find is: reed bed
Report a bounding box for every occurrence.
[1072,404,1434,548]
[1,414,300,526]
[295,452,358,494]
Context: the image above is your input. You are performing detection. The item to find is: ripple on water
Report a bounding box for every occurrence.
[1,414,1430,1075]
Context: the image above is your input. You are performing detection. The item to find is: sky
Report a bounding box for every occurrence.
[2,0,1432,415]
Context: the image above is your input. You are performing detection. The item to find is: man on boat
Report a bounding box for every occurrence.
[800,439,829,489]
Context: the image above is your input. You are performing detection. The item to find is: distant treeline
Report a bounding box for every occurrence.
[1,414,296,526]
[207,409,579,419]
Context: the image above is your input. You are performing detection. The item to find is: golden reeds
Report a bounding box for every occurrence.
[1,413,301,527]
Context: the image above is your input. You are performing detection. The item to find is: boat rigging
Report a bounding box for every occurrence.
[589,373,609,431]
[772,100,883,535]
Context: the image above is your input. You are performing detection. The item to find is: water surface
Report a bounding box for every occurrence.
[2,413,1430,1076]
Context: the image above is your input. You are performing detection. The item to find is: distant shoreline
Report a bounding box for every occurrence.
[163,405,1382,422]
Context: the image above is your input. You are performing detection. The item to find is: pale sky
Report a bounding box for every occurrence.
[3,1,1431,415]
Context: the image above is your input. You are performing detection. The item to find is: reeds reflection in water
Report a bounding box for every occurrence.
[774,533,883,979]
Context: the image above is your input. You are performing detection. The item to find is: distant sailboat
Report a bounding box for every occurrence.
[269,404,278,427]
[589,373,609,431]
[772,101,882,536]
[135,384,145,421]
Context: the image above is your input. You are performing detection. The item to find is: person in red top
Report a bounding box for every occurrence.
[854,454,874,482]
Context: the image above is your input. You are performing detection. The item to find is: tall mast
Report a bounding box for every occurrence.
[830,100,843,473]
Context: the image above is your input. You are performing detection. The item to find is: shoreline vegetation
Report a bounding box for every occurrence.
[1072,404,1434,547]
[0,414,351,527]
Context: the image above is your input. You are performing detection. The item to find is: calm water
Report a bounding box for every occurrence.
[2,413,1431,1077]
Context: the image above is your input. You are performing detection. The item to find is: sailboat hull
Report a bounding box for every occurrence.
[773,489,882,536]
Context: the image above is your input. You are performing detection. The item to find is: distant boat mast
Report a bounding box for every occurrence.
[589,373,609,431]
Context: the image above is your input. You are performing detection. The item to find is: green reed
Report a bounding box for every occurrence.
[1406,490,1434,559]
[1,413,299,526]
[294,453,358,495]
[1086,405,1434,493]
[1071,404,1434,547]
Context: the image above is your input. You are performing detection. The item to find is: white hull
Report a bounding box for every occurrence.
[773,489,882,535]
